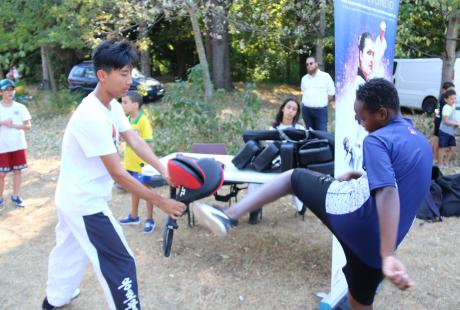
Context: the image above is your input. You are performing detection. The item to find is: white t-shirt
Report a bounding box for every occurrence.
[300,70,335,108]
[0,101,32,153]
[55,93,131,215]
[270,123,306,131]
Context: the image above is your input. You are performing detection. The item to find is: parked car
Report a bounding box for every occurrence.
[393,58,460,113]
[67,61,165,102]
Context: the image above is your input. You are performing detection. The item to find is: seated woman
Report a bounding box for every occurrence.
[248,98,305,224]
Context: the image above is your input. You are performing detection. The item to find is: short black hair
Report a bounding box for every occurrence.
[356,78,400,112]
[442,81,455,90]
[444,89,456,99]
[92,39,137,74]
[125,91,143,108]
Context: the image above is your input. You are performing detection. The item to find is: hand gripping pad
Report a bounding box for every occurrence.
[167,157,206,190]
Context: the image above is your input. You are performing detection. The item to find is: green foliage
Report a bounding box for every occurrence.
[396,0,459,58]
[28,90,82,117]
[148,65,261,156]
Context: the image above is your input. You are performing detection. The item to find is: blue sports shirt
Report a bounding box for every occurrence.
[327,116,432,268]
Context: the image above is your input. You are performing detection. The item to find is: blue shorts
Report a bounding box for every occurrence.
[438,130,456,148]
[127,170,153,184]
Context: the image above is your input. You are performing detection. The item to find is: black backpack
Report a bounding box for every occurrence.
[416,180,442,221]
[437,173,460,217]
[416,166,443,222]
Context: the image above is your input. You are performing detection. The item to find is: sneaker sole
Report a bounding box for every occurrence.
[192,204,229,237]
[71,288,80,300]
[143,224,156,234]
[119,221,141,226]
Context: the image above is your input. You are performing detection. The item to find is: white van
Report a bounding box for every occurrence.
[393,58,460,113]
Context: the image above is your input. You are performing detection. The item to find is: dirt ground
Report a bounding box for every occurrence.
[1,98,460,309]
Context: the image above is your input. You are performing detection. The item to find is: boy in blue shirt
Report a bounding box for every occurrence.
[193,78,432,309]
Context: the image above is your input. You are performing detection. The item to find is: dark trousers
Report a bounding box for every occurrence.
[302,106,328,131]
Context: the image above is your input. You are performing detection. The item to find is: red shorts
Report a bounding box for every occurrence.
[0,150,28,173]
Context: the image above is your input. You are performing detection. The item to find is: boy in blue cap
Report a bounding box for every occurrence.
[0,79,32,208]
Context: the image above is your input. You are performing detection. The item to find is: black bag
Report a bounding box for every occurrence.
[252,143,280,172]
[416,181,442,221]
[232,140,262,169]
[306,161,335,175]
[298,139,333,165]
[243,128,307,143]
[437,173,460,217]
[280,142,297,171]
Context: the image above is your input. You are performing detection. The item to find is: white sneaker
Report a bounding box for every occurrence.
[192,204,238,237]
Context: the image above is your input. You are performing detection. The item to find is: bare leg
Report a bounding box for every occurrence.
[144,184,154,220]
[0,172,5,198]
[348,291,373,310]
[225,170,294,220]
[445,147,454,165]
[130,194,140,218]
[12,170,21,196]
[438,148,445,166]
[431,136,439,163]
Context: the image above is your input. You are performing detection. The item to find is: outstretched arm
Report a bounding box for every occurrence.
[121,129,172,185]
[375,186,413,290]
[100,152,185,219]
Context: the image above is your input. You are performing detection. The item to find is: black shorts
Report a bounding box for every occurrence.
[439,130,456,148]
[291,168,384,305]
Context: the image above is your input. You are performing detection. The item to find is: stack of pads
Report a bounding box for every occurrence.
[232,128,335,175]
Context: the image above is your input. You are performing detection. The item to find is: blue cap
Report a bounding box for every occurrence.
[0,79,16,90]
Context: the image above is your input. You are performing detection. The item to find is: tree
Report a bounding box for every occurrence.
[208,0,233,89]
[172,0,214,103]
[441,7,459,83]
[397,0,460,85]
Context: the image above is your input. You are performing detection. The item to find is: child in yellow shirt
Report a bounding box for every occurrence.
[119,91,157,233]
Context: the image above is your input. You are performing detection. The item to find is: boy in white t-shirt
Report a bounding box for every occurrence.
[42,40,186,310]
[438,89,459,168]
[0,79,32,208]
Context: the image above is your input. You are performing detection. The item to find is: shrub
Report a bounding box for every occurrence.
[147,65,261,156]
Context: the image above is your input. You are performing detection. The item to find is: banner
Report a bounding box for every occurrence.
[320,1,400,308]
[335,0,400,176]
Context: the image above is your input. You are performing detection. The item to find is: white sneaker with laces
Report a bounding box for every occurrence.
[192,204,238,237]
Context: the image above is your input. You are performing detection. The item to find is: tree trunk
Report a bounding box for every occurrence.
[223,29,232,89]
[40,46,51,90]
[210,0,232,90]
[315,0,326,70]
[205,4,213,68]
[185,0,213,103]
[46,48,58,92]
[175,42,188,80]
[139,21,152,76]
[441,14,459,84]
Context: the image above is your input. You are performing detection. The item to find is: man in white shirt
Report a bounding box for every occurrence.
[300,57,335,132]
[42,40,186,310]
